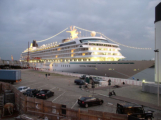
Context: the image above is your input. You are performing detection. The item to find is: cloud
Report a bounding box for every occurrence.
[118,31,131,40]
[147,0,161,10]
[78,14,107,25]
[0,0,159,60]
[143,26,154,40]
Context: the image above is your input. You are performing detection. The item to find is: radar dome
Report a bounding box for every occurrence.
[91,31,96,37]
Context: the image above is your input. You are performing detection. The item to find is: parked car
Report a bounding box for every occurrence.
[74,79,85,85]
[92,79,100,84]
[23,89,40,97]
[92,76,102,80]
[93,76,105,84]
[17,86,30,93]
[36,89,54,99]
[79,75,86,79]
[116,103,154,120]
[92,77,104,81]
[78,97,103,108]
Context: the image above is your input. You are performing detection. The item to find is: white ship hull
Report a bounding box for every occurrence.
[30,61,154,79]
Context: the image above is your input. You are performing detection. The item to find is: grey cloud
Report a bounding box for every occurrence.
[0,0,160,60]
[147,0,161,9]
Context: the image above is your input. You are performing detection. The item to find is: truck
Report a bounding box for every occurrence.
[116,103,154,120]
[0,70,21,84]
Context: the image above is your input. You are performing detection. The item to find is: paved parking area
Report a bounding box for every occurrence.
[12,69,161,119]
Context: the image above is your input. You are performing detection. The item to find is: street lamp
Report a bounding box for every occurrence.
[142,79,146,83]
[154,49,159,106]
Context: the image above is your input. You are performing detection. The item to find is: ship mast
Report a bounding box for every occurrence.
[27,41,29,68]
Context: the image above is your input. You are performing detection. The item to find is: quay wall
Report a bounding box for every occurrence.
[34,68,143,86]
[54,71,142,86]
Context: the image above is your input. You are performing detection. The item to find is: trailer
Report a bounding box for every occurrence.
[0,70,21,84]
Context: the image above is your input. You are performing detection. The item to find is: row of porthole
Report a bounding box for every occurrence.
[61,65,70,67]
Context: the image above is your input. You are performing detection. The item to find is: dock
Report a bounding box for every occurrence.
[0,60,27,69]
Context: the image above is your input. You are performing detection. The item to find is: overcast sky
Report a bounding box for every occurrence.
[0,0,160,60]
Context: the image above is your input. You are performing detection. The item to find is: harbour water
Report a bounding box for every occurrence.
[129,68,155,82]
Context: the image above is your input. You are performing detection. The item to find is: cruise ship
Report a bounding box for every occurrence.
[21,26,154,79]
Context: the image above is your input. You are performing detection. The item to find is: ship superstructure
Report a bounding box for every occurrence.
[21,37,125,63]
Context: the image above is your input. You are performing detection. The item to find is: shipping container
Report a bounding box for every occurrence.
[0,70,21,83]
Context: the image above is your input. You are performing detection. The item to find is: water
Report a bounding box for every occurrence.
[128,68,155,82]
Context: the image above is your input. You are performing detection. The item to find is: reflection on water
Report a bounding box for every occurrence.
[128,68,155,82]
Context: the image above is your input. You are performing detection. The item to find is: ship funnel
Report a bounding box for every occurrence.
[154,2,161,83]
[33,40,38,47]
[155,2,161,23]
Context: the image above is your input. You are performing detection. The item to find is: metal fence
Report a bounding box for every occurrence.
[0,82,128,120]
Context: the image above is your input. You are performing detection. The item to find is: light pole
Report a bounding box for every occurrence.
[154,49,159,106]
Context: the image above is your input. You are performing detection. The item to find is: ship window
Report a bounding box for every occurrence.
[59,41,76,47]
[80,39,108,43]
